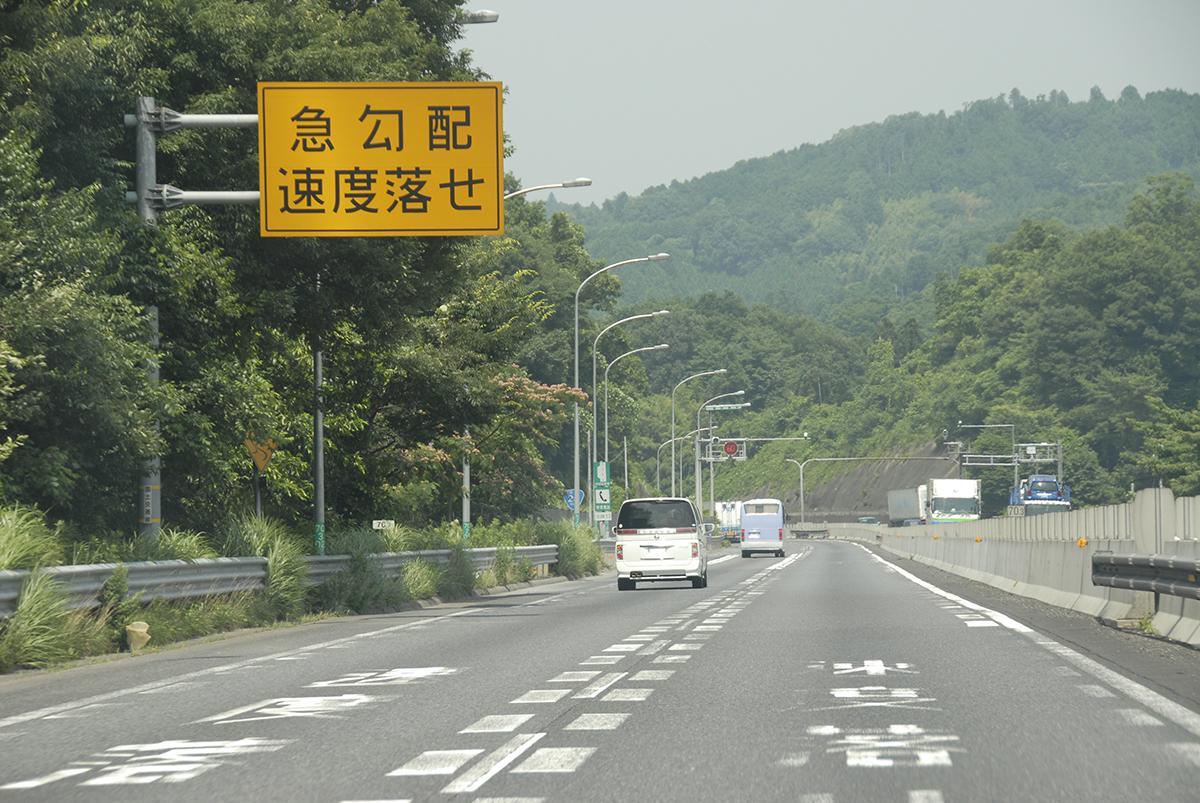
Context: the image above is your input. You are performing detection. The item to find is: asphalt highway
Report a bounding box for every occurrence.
[1,540,1198,801]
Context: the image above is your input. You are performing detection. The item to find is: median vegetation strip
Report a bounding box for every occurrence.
[0,505,603,674]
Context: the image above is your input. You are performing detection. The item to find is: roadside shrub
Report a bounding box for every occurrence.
[0,506,63,569]
[401,558,440,600]
[96,565,142,650]
[0,572,81,669]
[514,558,536,583]
[543,524,604,579]
[436,543,475,599]
[308,554,409,615]
[139,593,259,644]
[491,545,515,586]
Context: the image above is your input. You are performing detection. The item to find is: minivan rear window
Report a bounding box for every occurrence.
[617,501,696,529]
[744,503,780,515]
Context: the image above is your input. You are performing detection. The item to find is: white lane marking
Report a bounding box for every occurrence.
[850,543,1200,739]
[955,613,986,619]
[630,670,674,681]
[1115,709,1164,727]
[511,689,570,704]
[1167,743,1200,766]
[311,667,456,687]
[602,644,640,653]
[1077,685,1116,699]
[43,703,119,719]
[473,798,544,803]
[851,544,1029,631]
[965,621,1000,628]
[778,752,809,767]
[668,643,703,651]
[564,713,630,731]
[340,799,411,802]
[640,627,670,633]
[441,733,545,794]
[511,747,596,774]
[573,673,627,700]
[622,634,654,641]
[602,688,653,702]
[1,768,92,790]
[909,792,945,803]
[653,655,690,664]
[833,660,915,676]
[388,749,482,776]
[460,714,535,734]
[694,625,722,631]
[799,794,834,803]
[197,694,380,724]
[708,555,737,566]
[549,671,600,683]
[638,640,670,656]
[1054,666,1081,677]
[580,655,624,665]
[683,634,711,641]
[0,608,477,730]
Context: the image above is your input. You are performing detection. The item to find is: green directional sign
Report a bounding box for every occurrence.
[593,460,612,521]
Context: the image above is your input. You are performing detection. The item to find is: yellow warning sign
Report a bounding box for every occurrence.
[257,82,504,237]
[243,437,278,471]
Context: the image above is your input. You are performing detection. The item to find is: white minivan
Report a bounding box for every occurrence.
[613,497,711,590]
[740,498,785,558]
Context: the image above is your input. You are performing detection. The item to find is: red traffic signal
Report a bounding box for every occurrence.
[723,440,739,456]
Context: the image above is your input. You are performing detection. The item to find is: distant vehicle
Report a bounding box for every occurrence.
[1007,474,1072,517]
[887,488,922,525]
[856,515,881,524]
[740,498,785,558]
[613,497,710,590]
[923,478,982,523]
[902,519,922,527]
[714,500,741,541]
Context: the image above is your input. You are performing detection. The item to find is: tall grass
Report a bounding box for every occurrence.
[222,516,307,620]
[0,506,64,570]
[0,571,107,670]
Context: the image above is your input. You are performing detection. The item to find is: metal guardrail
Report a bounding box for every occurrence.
[0,545,559,618]
[1092,552,1200,600]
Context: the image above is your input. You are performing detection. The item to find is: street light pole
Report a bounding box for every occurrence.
[670,369,726,497]
[695,391,745,516]
[503,178,591,200]
[571,255,667,525]
[604,344,669,462]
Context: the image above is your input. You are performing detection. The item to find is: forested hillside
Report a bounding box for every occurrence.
[555,89,1200,334]
[693,175,1200,514]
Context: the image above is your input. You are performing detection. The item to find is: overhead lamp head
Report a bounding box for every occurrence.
[462,9,500,23]
[653,343,670,350]
[648,252,670,261]
[653,309,670,316]
[562,177,592,188]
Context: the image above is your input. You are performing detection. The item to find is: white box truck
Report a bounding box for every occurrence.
[924,478,981,523]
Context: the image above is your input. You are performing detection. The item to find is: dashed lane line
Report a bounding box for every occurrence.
[849,542,1200,740]
[440,733,546,794]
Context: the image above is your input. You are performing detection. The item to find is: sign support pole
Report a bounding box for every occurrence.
[313,270,325,556]
[135,96,162,541]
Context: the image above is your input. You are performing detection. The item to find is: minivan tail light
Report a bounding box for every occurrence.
[740,529,745,539]
[779,528,784,540]
[691,542,699,558]
[615,529,636,535]
[674,527,697,535]
[616,543,623,560]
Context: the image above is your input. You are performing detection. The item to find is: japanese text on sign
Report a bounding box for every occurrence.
[258,82,503,237]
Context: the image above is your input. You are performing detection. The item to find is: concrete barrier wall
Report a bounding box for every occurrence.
[821,487,1200,633]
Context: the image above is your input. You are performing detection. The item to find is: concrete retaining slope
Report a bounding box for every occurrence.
[824,488,1200,645]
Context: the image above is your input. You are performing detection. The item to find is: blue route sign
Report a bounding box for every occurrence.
[564,489,585,510]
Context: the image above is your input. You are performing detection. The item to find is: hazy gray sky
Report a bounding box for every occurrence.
[459,0,1200,205]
